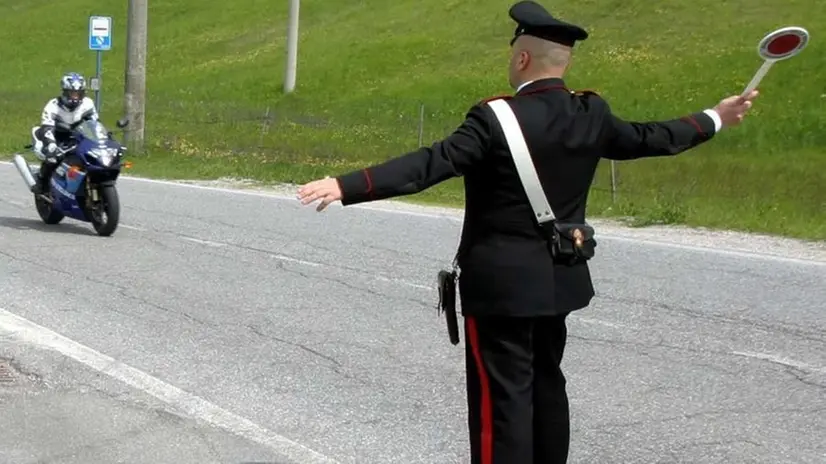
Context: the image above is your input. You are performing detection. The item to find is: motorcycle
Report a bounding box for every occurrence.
[12,118,130,237]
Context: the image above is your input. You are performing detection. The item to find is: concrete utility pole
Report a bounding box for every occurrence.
[124,0,148,151]
[283,0,299,93]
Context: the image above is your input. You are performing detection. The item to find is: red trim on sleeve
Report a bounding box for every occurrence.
[362,169,373,192]
[681,116,705,136]
[362,168,375,199]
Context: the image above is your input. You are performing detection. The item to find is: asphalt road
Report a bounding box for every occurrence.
[0,162,824,464]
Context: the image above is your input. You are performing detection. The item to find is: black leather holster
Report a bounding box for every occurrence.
[543,221,597,266]
[436,269,460,345]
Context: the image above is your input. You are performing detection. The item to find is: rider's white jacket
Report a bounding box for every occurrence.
[41,97,99,131]
[33,97,99,159]
[40,97,98,140]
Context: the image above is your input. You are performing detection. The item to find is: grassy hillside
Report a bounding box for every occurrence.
[1,0,823,239]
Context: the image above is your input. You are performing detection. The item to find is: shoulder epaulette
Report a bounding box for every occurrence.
[479,94,512,104]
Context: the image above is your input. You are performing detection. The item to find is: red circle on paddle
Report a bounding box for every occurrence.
[767,34,801,55]
[758,27,809,60]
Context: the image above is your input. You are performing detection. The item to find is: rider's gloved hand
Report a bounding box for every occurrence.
[44,143,57,160]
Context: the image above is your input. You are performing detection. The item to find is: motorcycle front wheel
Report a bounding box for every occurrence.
[90,185,120,236]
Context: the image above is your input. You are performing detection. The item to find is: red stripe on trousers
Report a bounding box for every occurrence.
[467,317,493,464]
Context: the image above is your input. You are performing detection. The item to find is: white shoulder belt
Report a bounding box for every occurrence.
[486,98,555,224]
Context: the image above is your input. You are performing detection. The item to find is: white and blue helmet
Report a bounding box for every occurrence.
[59,72,87,110]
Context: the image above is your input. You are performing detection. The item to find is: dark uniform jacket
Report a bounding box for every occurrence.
[335,77,718,317]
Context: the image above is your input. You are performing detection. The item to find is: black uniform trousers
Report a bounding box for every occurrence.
[464,312,570,464]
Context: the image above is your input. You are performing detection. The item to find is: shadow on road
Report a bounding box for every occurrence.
[0,215,95,236]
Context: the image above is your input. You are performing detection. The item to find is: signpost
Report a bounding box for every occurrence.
[284,0,299,93]
[742,26,809,97]
[88,16,113,116]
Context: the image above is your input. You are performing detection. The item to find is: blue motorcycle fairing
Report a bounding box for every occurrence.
[44,120,125,223]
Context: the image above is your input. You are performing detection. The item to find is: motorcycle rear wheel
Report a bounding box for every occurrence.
[34,191,64,225]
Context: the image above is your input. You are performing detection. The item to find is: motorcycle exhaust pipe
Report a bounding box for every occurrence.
[12,154,37,190]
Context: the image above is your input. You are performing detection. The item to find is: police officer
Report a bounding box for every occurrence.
[297,1,758,462]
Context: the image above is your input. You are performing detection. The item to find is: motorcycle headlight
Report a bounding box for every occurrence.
[90,147,119,167]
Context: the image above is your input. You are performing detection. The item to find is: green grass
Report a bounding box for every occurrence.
[1,0,823,240]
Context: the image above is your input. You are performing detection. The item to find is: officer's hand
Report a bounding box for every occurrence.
[713,90,759,129]
[297,177,342,212]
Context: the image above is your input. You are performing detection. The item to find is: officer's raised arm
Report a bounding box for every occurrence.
[596,90,757,160]
[333,103,494,206]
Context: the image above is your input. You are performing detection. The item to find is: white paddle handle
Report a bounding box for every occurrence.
[742,59,775,97]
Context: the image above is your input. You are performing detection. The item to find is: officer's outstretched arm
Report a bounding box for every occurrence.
[334,104,493,206]
[598,97,721,160]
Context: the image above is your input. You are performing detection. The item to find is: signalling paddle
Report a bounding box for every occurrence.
[742,26,809,97]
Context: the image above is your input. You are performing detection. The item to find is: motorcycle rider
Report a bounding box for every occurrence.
[31,72,99,195]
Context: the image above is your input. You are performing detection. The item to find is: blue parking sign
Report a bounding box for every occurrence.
[89,16,112,51]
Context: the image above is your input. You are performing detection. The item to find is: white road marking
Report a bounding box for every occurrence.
[732,350,826,375]
[4,199,25,208]
[0,307,340,464]
[1,162,823,267]
[119,173,826,267]
[179,237,323,267]
[181,236,225,247]
[120,224,146,231]
[271,254,322,267]
[113,223,430,282]
[575,317,632,329]
[374,275,433,291]
[605,235,826,268]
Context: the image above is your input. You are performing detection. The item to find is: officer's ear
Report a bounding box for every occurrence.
[511,40,532,72]
[516,50,531,71]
